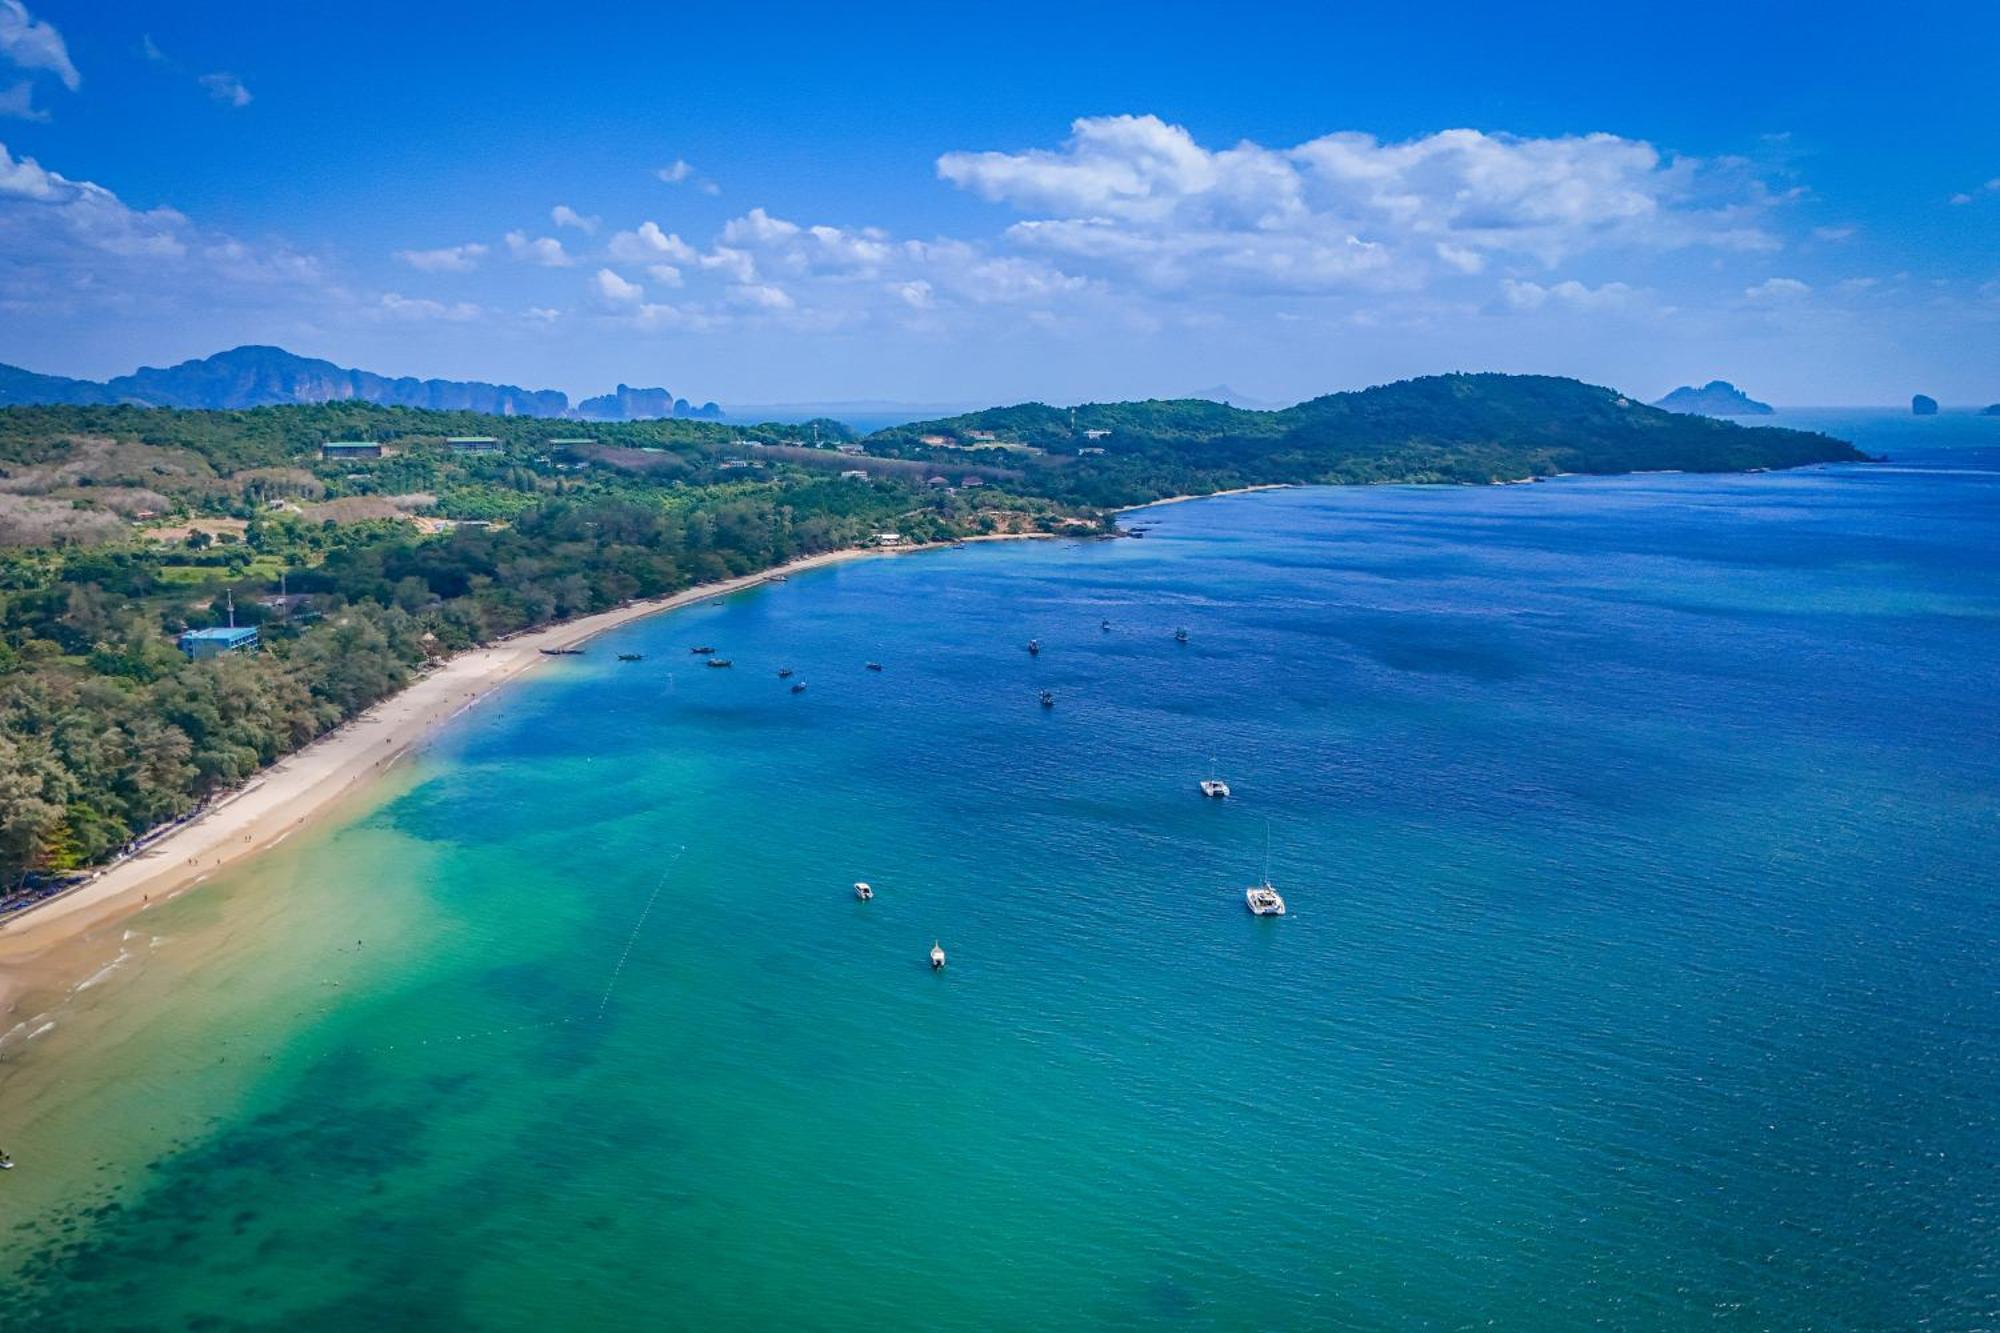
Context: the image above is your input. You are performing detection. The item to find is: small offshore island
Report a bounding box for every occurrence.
[1652,380,1775,416]
[0,366,1862,911]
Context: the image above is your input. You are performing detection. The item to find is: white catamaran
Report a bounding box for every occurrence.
[1244,821,1286,916]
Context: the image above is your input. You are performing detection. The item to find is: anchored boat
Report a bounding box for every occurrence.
[854,881,873,901]
[930,941,947,970]
[1244,821,1286,916]
[1245,884,1286,916]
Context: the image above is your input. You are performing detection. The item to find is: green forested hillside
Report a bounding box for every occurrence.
[866,373,1866,505]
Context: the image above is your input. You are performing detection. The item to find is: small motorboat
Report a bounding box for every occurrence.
[951,541,968,550]
[854,881,873,901]
[709,599,726,607]
[777,667,794,678]
[0,1153,13,1170]
[618,653,643,662]
[1039,690,1055,708]
[1100,619,1112,632]
[1174,627,1190,643]
[1026,639,1041,656]
[706,658,733,668]
[930,941,947,970]
[791,681,808,693]
[690,646,716,655]
[866,662,883,672]
[772,574,789,582]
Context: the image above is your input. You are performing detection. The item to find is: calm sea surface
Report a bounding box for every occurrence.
[2,409,1996,1328]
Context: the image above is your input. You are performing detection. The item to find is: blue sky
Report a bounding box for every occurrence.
[1,0,1995,407]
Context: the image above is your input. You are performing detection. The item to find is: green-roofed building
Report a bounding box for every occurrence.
[320,440,382,460]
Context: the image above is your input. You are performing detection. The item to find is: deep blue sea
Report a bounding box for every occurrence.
[2,408,1996,1328]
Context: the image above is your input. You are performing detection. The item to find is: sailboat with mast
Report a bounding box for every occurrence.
[1244,820,1286,916]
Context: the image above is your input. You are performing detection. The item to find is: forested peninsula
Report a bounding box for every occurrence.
[0,372,1863,892]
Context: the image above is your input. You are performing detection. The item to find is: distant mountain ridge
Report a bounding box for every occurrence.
[0,346,722,421]
[1653,381,1773,416]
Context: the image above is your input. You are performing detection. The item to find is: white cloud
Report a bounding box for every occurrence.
[656,158,720,194]
[0,1,78,92]
[892,279,933,308]
[608,220,698,265]
[505,230,573,266]
[551,204,598,233]
[0,141,331,323]
[959,256,1093,304]
[592,267,644,305]
[721,207,799,246]
[726,282,794,310]
[1812,225,1856,242]
[1501,278,1642,312]
[645,263,683,287]
[1435,243,1485,274]
[394,242,488,272]
[0,77,43,121]
[938,115,1783,296]
[378,292,482,322]
[628,301,714,332]
[717,207,896,276]
[698,245,756,282]
[141,35,249,110]
[199,72,252,108]
[1744,276,1811,302]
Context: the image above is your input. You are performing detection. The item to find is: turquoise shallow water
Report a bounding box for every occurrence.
[3,410,1998,1328]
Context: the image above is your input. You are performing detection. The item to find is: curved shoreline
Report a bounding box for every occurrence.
[0,538,1036,1014]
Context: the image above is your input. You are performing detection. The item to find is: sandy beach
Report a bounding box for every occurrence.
[0,540,1004,1012]
[1122,483,1293,512]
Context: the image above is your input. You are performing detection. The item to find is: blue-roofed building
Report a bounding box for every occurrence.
[177,626,260,659]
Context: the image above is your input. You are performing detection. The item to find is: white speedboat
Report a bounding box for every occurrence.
[854,881,873,901]
[929,941,946,970]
